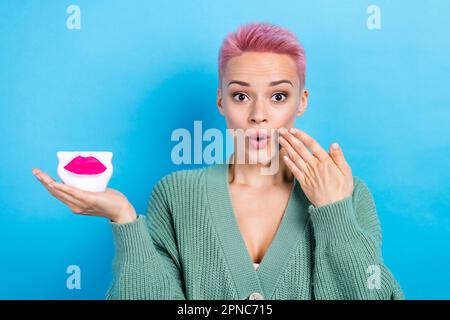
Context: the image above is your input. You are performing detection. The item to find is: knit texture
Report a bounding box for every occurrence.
[105,163,404,300]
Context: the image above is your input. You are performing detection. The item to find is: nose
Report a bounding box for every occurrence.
[248,100,268,125]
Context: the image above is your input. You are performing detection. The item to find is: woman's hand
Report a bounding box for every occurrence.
[278,127,354,208]
[31,168,137,224]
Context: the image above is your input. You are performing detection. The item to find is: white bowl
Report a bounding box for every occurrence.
[56,151,113,192]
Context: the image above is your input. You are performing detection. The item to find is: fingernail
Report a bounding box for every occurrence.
[48,183,54,188]
[289,128,296,134]
[332,142,340,150]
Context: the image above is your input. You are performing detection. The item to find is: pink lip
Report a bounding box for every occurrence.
[64,156,107,175]
[248,130,269,139]
[248,130,270,149]
[249,137,269,149]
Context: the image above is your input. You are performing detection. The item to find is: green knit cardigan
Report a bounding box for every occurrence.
[105,163,404,300]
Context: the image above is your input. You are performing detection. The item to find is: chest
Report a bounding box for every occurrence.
[228,184,292,264]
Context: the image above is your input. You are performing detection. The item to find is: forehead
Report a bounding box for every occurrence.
[224,52,298,85]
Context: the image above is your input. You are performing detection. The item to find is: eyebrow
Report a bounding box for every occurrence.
[227,80,293,87]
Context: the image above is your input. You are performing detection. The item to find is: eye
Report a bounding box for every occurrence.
[271,92,288,103]
[232,92,249,102]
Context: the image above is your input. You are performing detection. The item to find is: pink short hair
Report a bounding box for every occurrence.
[218,22,306,90]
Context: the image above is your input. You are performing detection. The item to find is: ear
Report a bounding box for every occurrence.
[296,88,308,117]
[217,88,225,116]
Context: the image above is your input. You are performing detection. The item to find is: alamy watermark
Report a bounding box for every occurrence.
[367,5,382,30]
[66,5,81,30]
[171,121,283,175]
[66,264,81,290]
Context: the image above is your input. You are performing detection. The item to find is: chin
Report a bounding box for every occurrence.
[246,146,278,166]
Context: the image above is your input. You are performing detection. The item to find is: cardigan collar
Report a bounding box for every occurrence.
[205,162,309,299]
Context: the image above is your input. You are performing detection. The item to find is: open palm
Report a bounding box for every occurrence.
[32,168,136,223]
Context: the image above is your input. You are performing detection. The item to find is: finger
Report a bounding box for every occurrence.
[329,142,351,175]
[279,128,316,166]
[51,182,95,207]
[278,135,308,171]
[282,155,305,183]
[69,206,86,214]
[50,187,97,216]
[51,182,106,217]
[288,128,329,162]
[44,183,87,210]
[32,169,57,186]
[32,169,89,209]
[32,169,96,215]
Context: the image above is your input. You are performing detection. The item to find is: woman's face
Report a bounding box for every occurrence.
[217,51,308,165]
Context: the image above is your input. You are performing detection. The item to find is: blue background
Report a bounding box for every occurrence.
[0,0,449,299]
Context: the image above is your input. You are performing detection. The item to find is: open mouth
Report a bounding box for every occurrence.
[64,156,107,175]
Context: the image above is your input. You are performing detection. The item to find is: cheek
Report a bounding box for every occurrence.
[270,104,298,127]
[226,112,247,129]
[221,100,248,128]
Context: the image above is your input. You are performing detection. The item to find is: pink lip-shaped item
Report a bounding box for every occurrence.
[64,156,107,175]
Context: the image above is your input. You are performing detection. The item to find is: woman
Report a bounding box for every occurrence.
[32,22,404,300]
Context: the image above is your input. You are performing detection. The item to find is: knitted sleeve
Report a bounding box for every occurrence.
[105,175,186,300]
[309,176,405,300]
